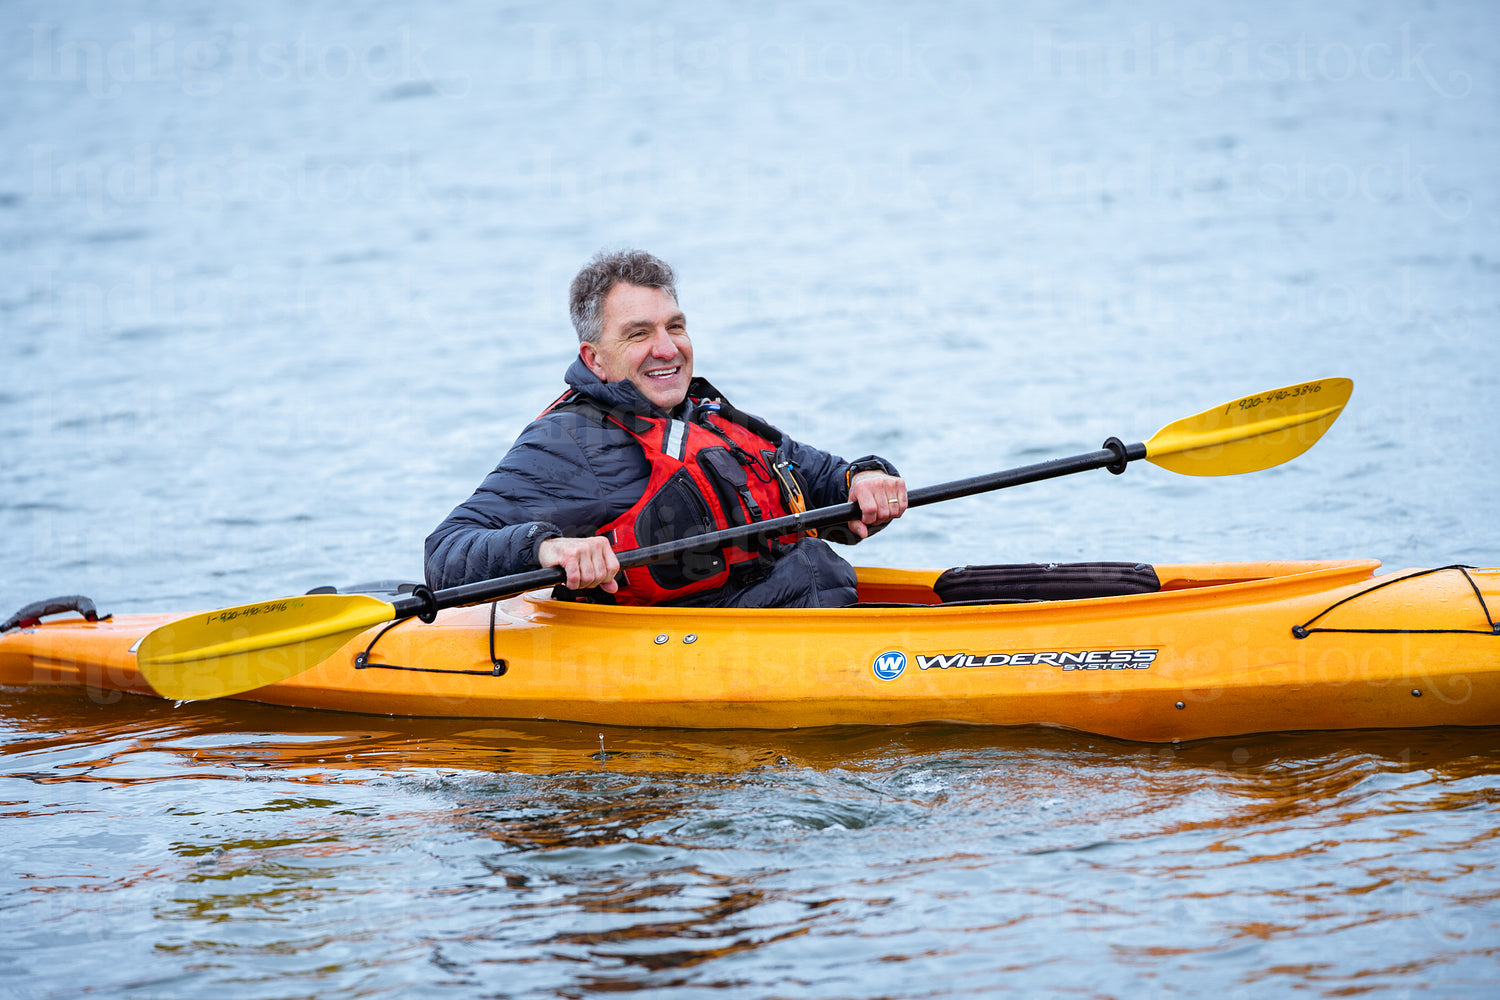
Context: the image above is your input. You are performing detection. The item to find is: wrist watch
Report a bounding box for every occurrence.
[845,457,889,490]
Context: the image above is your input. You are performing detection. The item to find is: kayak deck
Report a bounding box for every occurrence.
[3,560,1498,742]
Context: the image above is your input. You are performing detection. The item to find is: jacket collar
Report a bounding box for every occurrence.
[563,355,723,419]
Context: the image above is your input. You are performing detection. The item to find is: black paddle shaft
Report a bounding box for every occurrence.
[392,439,1148,621]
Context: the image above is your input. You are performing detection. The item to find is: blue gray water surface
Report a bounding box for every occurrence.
[3,1,1498,997]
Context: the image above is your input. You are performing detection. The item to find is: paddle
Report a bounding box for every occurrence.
[137,376,1352,701]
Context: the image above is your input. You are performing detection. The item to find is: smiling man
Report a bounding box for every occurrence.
[424,249,907,608]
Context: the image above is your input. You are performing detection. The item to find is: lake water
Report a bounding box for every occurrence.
[3,1,1498,996]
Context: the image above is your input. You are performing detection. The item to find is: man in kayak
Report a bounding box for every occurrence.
[424,249,908,607]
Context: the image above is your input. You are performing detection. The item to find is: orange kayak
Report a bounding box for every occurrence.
[2,560,1497,742]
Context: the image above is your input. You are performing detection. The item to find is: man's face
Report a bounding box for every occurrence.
[580,282,694,411]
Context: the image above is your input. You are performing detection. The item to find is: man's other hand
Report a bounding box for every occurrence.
[538,536,621,592]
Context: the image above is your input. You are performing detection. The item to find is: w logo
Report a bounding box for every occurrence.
[872,650,907,681]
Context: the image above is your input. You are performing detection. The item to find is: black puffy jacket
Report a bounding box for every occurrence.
[423,358,895,608]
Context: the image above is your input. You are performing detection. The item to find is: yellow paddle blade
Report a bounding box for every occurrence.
[136,594,396,702]
[1144,377,1353,477]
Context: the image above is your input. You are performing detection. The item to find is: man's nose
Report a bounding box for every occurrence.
[647,327,677,356]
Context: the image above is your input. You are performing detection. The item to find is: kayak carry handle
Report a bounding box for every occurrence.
[2,595,109,633]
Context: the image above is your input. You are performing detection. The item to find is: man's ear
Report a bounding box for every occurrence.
[579,342,606,381]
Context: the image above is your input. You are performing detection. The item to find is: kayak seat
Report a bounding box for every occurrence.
[933,562,1161,604]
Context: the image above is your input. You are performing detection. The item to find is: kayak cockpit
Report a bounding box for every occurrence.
[503,559,1385,618]
[849,559,1382,606]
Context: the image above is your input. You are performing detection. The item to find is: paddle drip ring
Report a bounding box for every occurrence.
[410,585,439,624]
[1102,437,1130,475]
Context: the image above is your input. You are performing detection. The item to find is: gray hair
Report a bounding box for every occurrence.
[568,249,678,344]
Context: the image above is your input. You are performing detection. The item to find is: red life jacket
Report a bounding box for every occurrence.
[542,387,807,606]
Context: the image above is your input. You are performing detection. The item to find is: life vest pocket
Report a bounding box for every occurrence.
[635,469,726,590]
[698,447,764,547]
